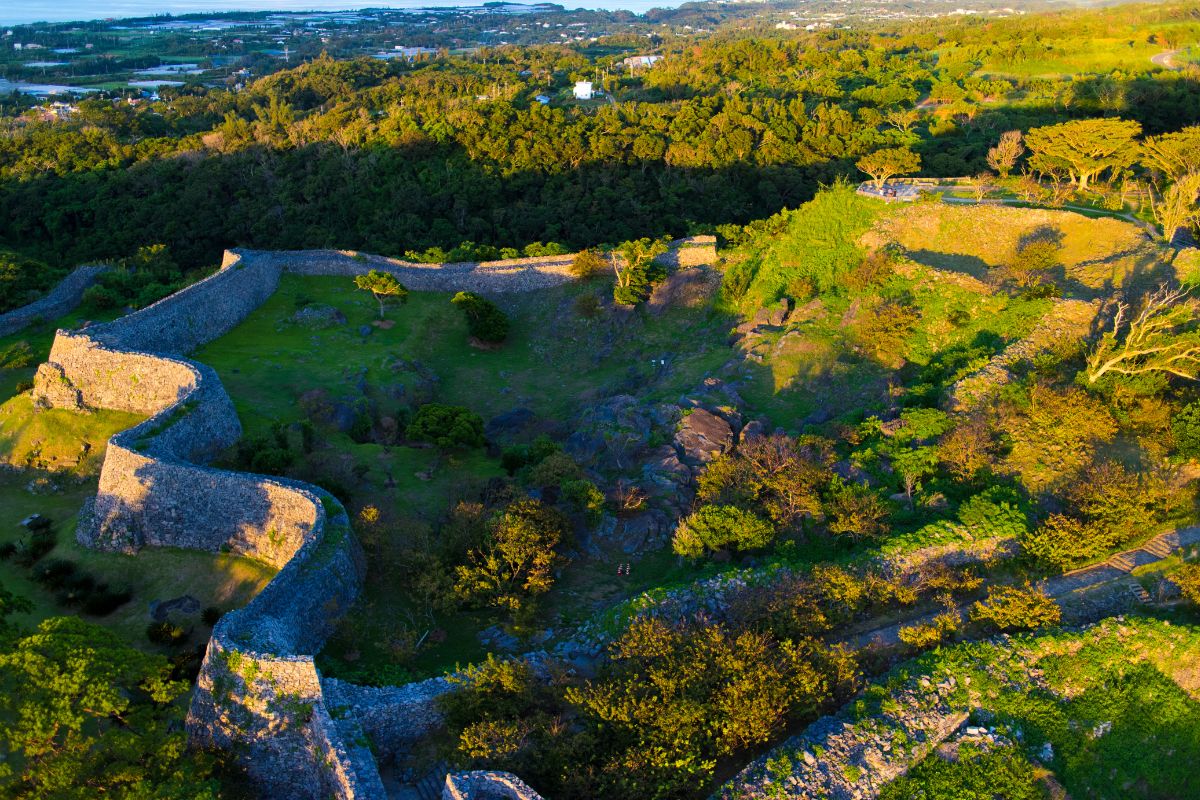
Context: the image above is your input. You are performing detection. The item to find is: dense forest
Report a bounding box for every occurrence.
[1,2,1198,288]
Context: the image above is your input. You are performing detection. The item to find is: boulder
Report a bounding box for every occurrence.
[149,594,200,622]
[32,363,87,412]
[485,407,537,444]
[564,395,652,471]
[674,408,734,465]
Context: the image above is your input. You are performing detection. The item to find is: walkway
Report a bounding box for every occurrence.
[842,525,1200,650]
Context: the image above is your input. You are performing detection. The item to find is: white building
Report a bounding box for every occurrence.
[573,81,593,100]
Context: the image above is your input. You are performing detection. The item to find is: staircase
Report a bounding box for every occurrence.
[413,763,449,800]
[1142,536,1174,559]
[1106,553,1135,573]
[1128,581,1152,604]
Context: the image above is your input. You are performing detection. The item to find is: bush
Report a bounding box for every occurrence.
[957,487,1028,539]
[969,582,1061,631]
[82,587,132,617]
[1021,514,1112,572]
[202,606,222,626]
[12,529,56,567]
[146,621,189,646]
[573,293,602,318]
[561,479,605,523]
[1176,563,1200,606]
[451,291,510,343]
[55,572,97,606]
[0,340,35,369]
[408,404,485,449]
[673,504,776,557]
[570,249,607,279]
[897,611,959,648]
[31,557,77,589]
[528,452,582,487]
[1172,401,1200,458]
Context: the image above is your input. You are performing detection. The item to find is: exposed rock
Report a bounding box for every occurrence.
[565,395,652,471]
[740,419,768,442]
[150,594,201,622]
[485,407,537,444]
[290,304,347,329]
[674,408,734,465]
[32,362,88,412]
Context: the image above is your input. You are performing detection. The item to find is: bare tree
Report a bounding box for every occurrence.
[1086,285,1200,384]
[1149,172,1200,243]
[987,130,1025,177]
[885,107,921,134]
[970,171,994,202]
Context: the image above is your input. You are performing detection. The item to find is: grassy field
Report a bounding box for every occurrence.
[875,615,1200,799]
[863,203,1169,296]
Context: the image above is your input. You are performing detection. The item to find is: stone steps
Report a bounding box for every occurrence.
[1106,553,1135,573]
[1129,582,1152,604]
[414,763,448,800]
[1143,537,1174,559]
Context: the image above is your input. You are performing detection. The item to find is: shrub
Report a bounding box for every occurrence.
[1171,401,1200,458]
[407,404,485,449]
[957,487,1028,539]
[561,479,605,523]
[673,504,776,557]
[55,573,97,606]
[31,557,77,589]
[824,478,891,540]
[897,611,959,648]
[453,499,568,611]
[570,249,607,279]
[201,606,222,626]
[451,291,510,343]
[969,582,1061,631]
[146,621,189,647]
[1021,514,1112,572]
[82,587,132,617]
[1175,563,1200,606]
[0,340,34,369]
[573,293,602,318]
[528,452,582,487]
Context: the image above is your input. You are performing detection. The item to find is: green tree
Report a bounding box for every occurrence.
[354,269,408,319]
[855,147,921,188]
[672,504,776,557]
[1086,285,1200,385]
[0,616,222,799]
[453,499,568,612]
[613,237,669,306]
[407,403,485,449]
[969,582,1061,631]
[1025,118,1141,191]
[451,291,510,343]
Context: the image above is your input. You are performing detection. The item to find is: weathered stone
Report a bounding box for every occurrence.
[674,408,734,465]
[290,303,347,329]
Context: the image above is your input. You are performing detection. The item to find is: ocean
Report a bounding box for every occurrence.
[2,0,677,27]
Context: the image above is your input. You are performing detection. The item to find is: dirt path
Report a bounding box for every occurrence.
[841,525,1200,649]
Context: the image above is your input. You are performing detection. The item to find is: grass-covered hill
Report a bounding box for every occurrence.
[1,187,1199,799]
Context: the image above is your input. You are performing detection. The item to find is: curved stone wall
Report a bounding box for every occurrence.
[30,239,715,800]
[0,264,108,338]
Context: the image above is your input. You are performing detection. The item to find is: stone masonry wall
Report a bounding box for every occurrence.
[0,264,108,338]
[28,237,716,800]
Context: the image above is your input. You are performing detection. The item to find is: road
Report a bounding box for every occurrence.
[1152,49,1179,70]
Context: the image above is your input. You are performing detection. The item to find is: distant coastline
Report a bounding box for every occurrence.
[2,0,677,27]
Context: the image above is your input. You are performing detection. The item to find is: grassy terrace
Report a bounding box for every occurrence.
[0,392,274,649]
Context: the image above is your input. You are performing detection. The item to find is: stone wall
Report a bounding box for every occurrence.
[27,237,718,800]
[443,772,546,800]
[0,264,108,337]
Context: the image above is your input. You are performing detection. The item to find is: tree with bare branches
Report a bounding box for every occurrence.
[1148,172,1200,243]
[986,130,1025,178]
[1086,285,1200,384]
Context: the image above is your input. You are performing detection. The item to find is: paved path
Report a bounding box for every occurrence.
[841,525,1200,650]
[1152,49,1179,70]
